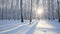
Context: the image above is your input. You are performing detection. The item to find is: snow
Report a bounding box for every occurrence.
[0,19,38,34]
[33,20,60,34]
[0,19,60,34]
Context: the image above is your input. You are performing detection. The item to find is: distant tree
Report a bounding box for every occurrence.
[48,0,50,20]
[11,0,13,20]
[24,0,26,19]
[30,0,32,23]
[6,0,7,20]
[51,0,55,20]
[13,0,15,20]
[37,0,39,19]
[2,0,4,20]
[16,0,19,20]
[20,0,23,22]
[57,0,60,22]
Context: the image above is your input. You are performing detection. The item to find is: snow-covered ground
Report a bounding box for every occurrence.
[33,20,60,34]
[0,19,39,34]
[0,19,60,34]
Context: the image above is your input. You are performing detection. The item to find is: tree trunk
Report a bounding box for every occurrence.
[30,0,32,22]
[57,0,60,22]
[20,0,23,22]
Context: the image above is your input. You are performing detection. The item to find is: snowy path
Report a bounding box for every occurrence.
[0,20,60,34]
[33,20,60,34]
[0,20,39,34]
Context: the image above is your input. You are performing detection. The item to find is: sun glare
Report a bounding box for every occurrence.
[37,7,44,15]
[36,20,56,28]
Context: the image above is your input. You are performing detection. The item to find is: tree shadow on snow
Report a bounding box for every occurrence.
[25,22,38,34]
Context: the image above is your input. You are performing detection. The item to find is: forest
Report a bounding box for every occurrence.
[0,0,60,22]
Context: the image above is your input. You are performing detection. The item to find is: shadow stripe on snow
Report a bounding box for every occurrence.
[0,20,38,34]
[0,23,29,33]
[14,20,39,34]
